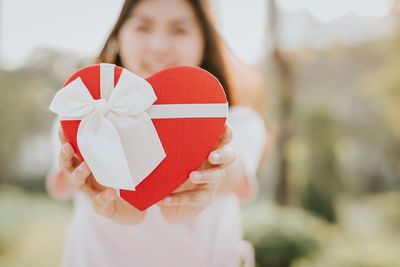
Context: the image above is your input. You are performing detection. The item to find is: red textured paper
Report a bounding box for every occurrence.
[61,65,227,210]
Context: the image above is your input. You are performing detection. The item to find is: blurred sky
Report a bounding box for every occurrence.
[0,0,396,69]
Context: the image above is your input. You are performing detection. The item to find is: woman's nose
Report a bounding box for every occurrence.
[148,31,172,53]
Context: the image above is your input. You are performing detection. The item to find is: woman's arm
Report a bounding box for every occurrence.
[221,106,267,200]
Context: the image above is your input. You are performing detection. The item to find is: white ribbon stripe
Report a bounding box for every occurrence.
[49,63,228,191]
[147,103,228,119]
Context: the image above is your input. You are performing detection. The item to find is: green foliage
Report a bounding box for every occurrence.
[254,34,400,266]
[0,48,88,183]
[0,70,52,180]
[252,228,318,267]
[243,204,326,267]
[301,111,341,222]
[293,192,400,267]
[243,191,400,267]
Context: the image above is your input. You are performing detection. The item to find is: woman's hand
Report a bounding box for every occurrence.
[57,127,147,225]
[157,124,238,224]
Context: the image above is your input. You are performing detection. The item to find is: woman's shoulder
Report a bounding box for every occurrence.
[228,57,267,114]
[228,105,264,123]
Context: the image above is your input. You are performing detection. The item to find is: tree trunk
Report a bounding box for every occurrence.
[268,0,295,205]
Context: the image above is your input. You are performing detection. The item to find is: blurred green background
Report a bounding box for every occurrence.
[1,0,400,266]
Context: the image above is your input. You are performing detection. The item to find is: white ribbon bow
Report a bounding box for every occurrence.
[49,63,166,190]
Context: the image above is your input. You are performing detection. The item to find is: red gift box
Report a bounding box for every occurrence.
[50,64,227,210]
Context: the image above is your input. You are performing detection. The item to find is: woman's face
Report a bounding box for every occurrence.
[118,0,205,78]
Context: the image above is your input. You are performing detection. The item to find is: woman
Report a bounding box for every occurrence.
[47,0,267,266]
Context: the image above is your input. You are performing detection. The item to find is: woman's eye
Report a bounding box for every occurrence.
[172,27,187,35]
[135,25,151,33]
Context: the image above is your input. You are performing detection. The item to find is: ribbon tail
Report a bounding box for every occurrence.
[77,113,136,191]
[107,112,166,187]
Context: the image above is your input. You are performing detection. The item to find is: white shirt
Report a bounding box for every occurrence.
[56,106,266,267]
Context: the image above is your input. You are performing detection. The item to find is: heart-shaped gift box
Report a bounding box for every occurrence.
[49,64,228,210]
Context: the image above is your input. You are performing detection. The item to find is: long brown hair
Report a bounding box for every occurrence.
[95,0,235,104]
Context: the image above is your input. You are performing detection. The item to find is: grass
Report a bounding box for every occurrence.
[0,185,72,267]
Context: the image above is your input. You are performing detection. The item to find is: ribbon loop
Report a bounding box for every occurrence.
[108,69,157,115]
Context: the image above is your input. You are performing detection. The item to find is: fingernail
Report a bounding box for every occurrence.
[190,171,202,181]
[105,190,115,201]
[164,197,171,204]
[100,192,109,203]
[78,162,88,173]
[211,151,221,162]
[61,144,69,155]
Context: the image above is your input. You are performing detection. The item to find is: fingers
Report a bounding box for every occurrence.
[161,167,226,206]
[59,143,101,196]
[58,126,68,145]
[208,146,236,165]
[69,164,120,221]
[189,167,226,184]
[70,161,108,199]
[58,127,81,174]
[214,124,233,149]
[162,188,215,207]
[92,188,117,217]
[70,161,91,189]
[59,143,81,174]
